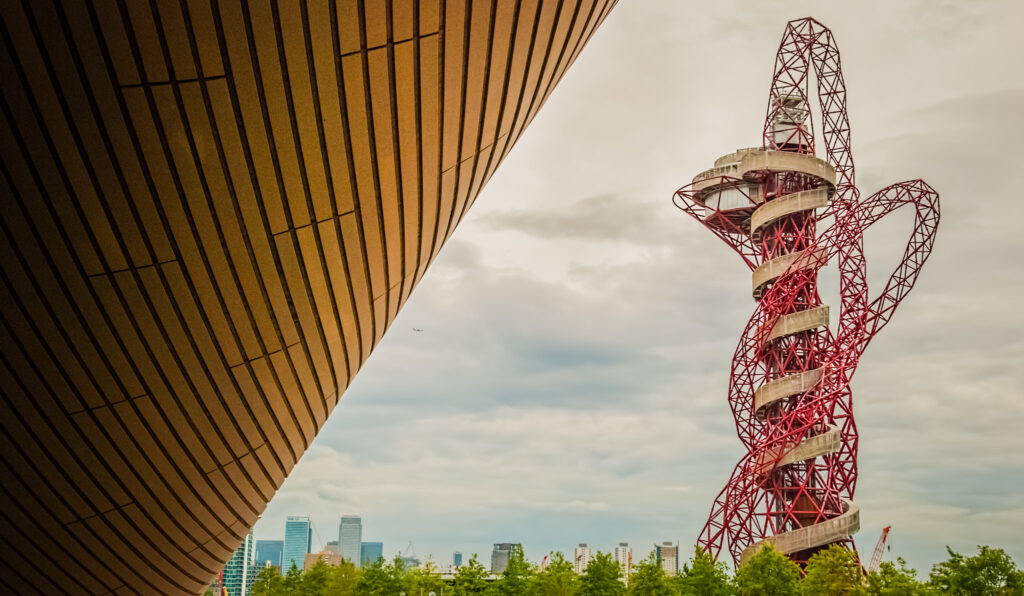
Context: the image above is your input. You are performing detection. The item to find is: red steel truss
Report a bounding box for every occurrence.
[673,17,940,566]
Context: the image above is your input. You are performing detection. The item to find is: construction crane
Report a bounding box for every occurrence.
[401,541,421,568]
[403,541,417,558]
[866,526,892,574]
[216,570,228,596]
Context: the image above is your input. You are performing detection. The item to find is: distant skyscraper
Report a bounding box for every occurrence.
[614,543,631,585]
[491,543,515,574]
[573,544,592,575]
[453,551,463,567]
[255,539,284,569]
[216,530,259,596]
[283,516,312,570]
[339,515,363,566]
[360,542,384,566]
[325,540,341,554]
[655,542,679,577]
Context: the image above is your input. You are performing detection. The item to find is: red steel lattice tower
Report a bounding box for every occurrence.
[674,18,940,566]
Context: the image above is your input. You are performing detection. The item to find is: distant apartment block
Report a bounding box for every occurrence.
[306,547,343,568]
[339,515,363,566]
[655,541,679,577]
[573,544,592,575]
[214,530,260,596]
[361,542,384,566]
[614,543,632,585]
[491,543,515,574]
[283,516,313,570]
[255,540,284,569]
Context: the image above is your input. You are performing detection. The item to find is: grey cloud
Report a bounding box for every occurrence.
[481,192,677,244]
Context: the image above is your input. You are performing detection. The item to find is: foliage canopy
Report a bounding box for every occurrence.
[223,542,1022,596]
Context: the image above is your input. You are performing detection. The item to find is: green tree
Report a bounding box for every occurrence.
[490,544,534,595]
[734,544,801,596]
[302,560,330,595]
[580,551,624,596]
[628,551,673,596]
[251,569,288,593]
[406,560,447,596]
[929,546,1024,595]
[866,557,931,595]
[356,556,407,595]
[454,554,489,595]
[324,558,361,596]
[802,544,865,595]
[530,552,578,596]
[251,565,285,596]
[284,562,304,594]
[677,546,731,596]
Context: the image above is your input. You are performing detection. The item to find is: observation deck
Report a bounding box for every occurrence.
[684,149,835,235]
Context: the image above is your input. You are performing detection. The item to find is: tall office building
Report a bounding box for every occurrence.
[361,542,384,566]
[284,516,313,570]
[614,543,631,585]
[255,540,284,569]
[453,551,463,567]
[339,515,363,566]
[491,543,515,574]
[573,544,592,575]
[215,530,259,596]
[655,542,679,577]
[325,540,341,554]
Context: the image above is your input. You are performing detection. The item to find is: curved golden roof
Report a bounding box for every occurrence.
[0,0,617,592]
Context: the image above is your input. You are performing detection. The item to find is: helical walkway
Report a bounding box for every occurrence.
[673,18,940,566]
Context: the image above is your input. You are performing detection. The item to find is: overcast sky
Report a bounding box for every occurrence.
[254,0,1024,573]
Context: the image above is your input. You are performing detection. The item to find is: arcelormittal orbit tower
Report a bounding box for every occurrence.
[674,18,940,566]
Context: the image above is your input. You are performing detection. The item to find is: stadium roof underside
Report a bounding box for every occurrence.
[0,1,617,593]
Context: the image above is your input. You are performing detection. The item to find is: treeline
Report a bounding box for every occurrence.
[233,543,1023,596]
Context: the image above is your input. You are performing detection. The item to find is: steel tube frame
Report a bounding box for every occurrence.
[673,17,940,566]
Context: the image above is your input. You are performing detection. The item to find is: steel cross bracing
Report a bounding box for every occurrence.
[672,17,940,566]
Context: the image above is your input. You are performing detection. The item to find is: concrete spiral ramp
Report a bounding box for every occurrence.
[745,156,857,562]
[740,499,860,566]
[681,17,939,568]
[680,146,863,564]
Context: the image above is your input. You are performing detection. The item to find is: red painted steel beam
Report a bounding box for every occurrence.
[674,17,940,567]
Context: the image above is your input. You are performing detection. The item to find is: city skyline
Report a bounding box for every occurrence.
[245,514,687,570]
